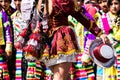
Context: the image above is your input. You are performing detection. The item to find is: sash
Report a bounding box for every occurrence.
[0,12,5,45]
[101,14,111,35]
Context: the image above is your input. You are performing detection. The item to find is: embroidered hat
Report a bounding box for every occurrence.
[89,39,116,68]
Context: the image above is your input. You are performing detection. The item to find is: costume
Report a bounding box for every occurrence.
[68,6,96,80]
[0,9,12,79]
[13,5,52,79]
[94,10,107,79]
[5,6,16,79]
[39,0,102,67]
[5,6,16,17]
[98,12,120,80]
[11,11,28,79]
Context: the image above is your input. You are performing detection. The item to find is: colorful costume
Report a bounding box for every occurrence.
[68,6,96,80]
[40,0,102,67]
[13,5,52,79]
[98,12,120,80]
[5,6,16,79]
[0,9,12,79]
[11,11,28,79]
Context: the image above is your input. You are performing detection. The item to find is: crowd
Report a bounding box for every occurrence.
[0,0,120,80]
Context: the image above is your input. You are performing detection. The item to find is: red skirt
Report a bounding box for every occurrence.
[41,26,79,66]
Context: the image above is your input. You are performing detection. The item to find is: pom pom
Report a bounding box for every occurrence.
[14,42,23,50]
[19,28,27,37]
[24,45,36,54]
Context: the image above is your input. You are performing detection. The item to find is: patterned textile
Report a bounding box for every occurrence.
[15,50,23,79]
[0,50,10,79]
[0,10,12,55]
[42,26,78,67]
[68,6,96,80]
[26,61,36,79]
[0,10,12,80]
[70,54,95,80]
[98,12,120,80]
[26,61,50,80]
[41,0,103,67]
[11,11,27,43]
[44,67,52,80]
[11,11,28,79]
[116,54,120,79]
[0,12,5,45]
[1,10,12,44]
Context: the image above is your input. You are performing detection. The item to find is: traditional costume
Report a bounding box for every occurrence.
[0,9,12,80]
[13,1,52,79]
[98,11,120,80]
[68,6,96,80]
[11,10,28,79]
[39,0,102,67]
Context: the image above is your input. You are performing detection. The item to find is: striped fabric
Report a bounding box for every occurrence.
[26,61,53,80]
[34,61,44,79]
[117,54,120,79]
[70,53,95,80]
[44,67,52,80]
[68,15,95,80]
[0,53,10,79]
[71,54,88,80]
[26,61,36,80]
[15,50,23,79]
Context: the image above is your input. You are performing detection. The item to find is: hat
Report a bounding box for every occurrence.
[89,39,116,68]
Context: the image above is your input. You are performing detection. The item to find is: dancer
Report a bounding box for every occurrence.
[29,0,109,80]
[68,0,97,79]
[16,0,109,80]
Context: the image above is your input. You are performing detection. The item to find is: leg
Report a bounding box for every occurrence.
[49,62,72,80]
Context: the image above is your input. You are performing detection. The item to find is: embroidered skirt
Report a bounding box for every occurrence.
[41,26,79,67]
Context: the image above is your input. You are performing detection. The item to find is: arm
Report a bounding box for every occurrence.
[72,11,103,37]
[2,11,12,56]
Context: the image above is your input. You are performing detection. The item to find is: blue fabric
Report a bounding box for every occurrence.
[97,67,103,76]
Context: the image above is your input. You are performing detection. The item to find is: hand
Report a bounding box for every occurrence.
[5,43,12,57]
[100,34,110,44]
[5,51,12,57]
[81,53,91,66]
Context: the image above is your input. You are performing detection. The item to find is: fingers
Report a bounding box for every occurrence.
[100,34,110,44]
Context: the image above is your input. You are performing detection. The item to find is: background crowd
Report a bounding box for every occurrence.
[0,0,120,80]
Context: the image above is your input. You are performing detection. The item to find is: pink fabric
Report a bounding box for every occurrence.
[101,14,111,35]
[84,3,100,17]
